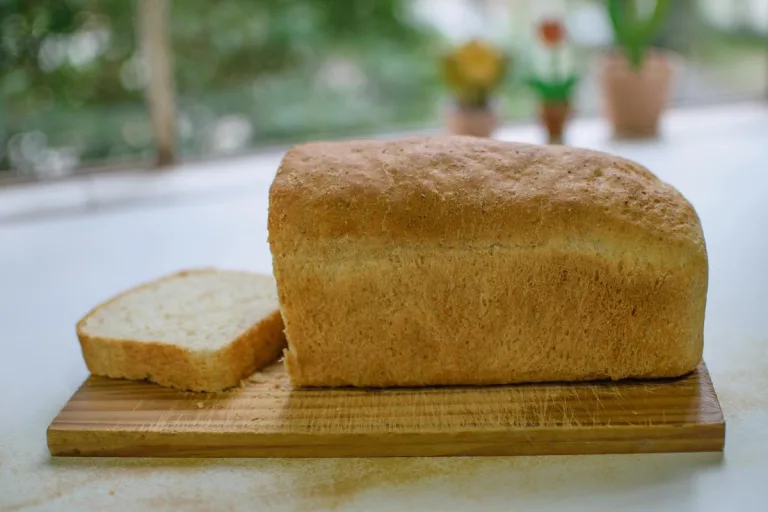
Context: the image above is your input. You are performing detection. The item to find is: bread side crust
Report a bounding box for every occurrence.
[76,269,286,392]
[280,245,705,387]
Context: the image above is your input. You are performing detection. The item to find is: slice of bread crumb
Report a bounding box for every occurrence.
[77,269,286,392]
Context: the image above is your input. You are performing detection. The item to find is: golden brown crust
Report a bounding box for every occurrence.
[269,136,708,387]
[76,270,286,392]
[220,309,286,386]
[269,136,705,259]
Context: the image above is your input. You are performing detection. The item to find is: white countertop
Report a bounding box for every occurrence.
[2,104,767,511]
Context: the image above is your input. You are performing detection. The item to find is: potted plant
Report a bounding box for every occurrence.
[526,19,579,145]
[441,39,507,138]
[602,0,672,138]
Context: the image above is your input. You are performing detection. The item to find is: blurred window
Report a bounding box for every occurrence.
[1,2,147,179]
[2,0,767,180]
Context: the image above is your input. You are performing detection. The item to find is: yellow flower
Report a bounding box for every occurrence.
[452,40,504,87]
[441,39,507,108]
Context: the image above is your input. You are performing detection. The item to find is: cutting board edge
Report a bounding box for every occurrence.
[48,420,725,458]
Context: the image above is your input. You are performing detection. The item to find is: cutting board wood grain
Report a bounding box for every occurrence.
[48,362,724,458]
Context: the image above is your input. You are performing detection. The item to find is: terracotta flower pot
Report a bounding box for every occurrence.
[540,101,571,145]
[601,50,675,139]
[445,106,498,138]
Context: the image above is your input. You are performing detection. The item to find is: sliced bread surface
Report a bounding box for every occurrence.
[77,269,285,392]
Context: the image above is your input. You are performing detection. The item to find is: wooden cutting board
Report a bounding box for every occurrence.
[48,362,724,458]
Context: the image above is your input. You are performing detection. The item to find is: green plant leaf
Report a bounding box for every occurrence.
[525,74,578,102]
[607,0,669,70]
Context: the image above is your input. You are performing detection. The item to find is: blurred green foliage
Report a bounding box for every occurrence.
[1,0,766,177]
[1,0,442,174]
[169,0,444,148]
[1,1,143,171]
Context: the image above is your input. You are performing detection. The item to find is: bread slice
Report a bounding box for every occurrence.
[77,269,285,392]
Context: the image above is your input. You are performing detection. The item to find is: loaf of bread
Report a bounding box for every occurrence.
[268,136,708,387]
[77,269,286,392]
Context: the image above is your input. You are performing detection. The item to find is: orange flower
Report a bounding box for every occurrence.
[539,19,566,47]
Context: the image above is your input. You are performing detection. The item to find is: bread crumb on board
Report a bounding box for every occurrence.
[249,373,268,384]
[238,372,266,388]
[236,367,293,392]
[240,371,292,388]
[109,489,115,496]
[196,402,204,409]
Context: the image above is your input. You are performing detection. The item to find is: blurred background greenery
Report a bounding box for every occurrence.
[1,0,767,180]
